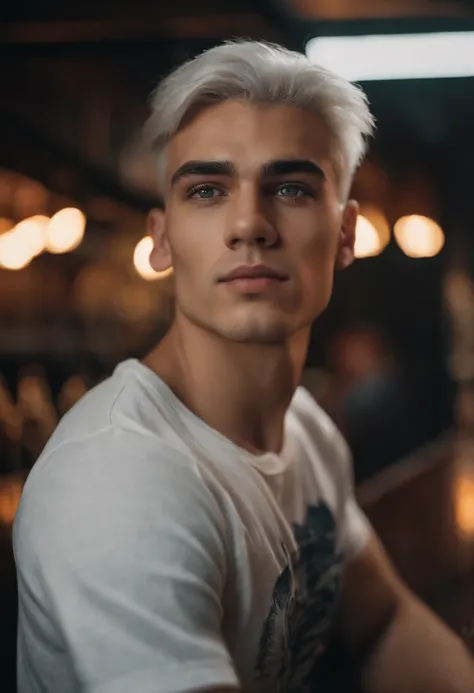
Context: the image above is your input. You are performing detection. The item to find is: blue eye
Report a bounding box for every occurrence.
[276,185,307,198]
[188,185,223,199]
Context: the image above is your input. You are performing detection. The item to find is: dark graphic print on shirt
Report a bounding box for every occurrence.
[255,502,343,693]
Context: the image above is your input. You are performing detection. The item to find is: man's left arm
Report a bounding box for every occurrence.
[334,532,474,693]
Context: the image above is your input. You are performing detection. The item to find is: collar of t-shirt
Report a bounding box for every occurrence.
[119,359,298,477]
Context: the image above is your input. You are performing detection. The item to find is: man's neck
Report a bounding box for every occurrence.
[143,317,310,455]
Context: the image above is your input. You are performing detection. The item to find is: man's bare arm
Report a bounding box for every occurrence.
[335,534,474,693]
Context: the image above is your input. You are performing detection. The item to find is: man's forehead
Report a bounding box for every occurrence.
[167,100,334,162]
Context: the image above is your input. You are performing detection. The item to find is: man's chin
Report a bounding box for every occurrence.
[215,319,292,345]
[177,304,300,343]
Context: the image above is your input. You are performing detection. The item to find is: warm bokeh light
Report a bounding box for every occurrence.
[45,207,86,254]
[14,215,50,257]
[455,473,474,536]
[359,205,391,249]
[58,376,88,415]
[133,236,173,280]
[0,475,24,527]
[0,229,34,270]
[354,215,383,258]
[0,217,14,234]
[394,215,445,258]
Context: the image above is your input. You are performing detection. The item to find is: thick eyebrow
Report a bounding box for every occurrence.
[261,158,326,179]
[170,157,326,187]
[170,160,236,186]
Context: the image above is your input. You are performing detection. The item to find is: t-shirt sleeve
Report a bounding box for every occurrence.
[14,433,240,693]
[331,426,372,562]
[295,387,371,563]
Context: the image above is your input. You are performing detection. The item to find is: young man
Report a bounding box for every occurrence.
[14,41,473,693]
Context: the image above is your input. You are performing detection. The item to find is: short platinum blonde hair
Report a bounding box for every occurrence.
[145,40,375,199]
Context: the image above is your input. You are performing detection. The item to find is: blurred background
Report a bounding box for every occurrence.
[2,1,474,690]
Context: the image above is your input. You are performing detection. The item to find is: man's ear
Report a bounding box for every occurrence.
[336,199,359,270]
[148,208,172,272]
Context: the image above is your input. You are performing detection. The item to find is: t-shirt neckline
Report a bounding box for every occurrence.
[118,358,296,475]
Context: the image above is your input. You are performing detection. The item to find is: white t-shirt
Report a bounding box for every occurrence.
[13,359,370,693]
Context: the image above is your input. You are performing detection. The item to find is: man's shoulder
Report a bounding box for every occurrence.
[16,360,212,537]
[13,430,230,616]
[291,386,347,449]
[38,361,133,456]
[14,421,225,564]
[290,386,353,488]
[38,358,177,462]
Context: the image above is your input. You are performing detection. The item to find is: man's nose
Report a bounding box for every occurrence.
[224,186,279,250]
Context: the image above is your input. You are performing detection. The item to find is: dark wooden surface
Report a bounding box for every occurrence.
[358,437,463,596]
[0,522,18,693]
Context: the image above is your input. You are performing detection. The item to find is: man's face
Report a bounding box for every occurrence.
[149,100,357,343]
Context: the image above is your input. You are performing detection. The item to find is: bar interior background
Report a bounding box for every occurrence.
[3,1,474,690]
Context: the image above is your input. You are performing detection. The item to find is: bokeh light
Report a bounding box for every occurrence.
[0,476,24,527]
[0,229,34,270]
[45,207,86,254]
[14,215,50,257]
[133,236,173,280]
[354,215,383,258]
[394,215,445,258]
[58,376,89,415]
[359,205,391,249]
[0,217,14,234]
[455,473,474,537]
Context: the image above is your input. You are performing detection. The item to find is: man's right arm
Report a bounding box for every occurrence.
[14,433,241,693]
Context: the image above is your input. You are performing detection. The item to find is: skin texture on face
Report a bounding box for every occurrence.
[149,100,357,345]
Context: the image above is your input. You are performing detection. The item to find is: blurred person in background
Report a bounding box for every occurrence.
[321,326,418,483]
[14,40,474,693]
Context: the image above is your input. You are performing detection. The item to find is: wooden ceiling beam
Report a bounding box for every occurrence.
[289,0,469,20]
[0,14,276,46]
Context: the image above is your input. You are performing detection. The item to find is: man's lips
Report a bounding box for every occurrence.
[218,264,288,294]
[219,264,288,283]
